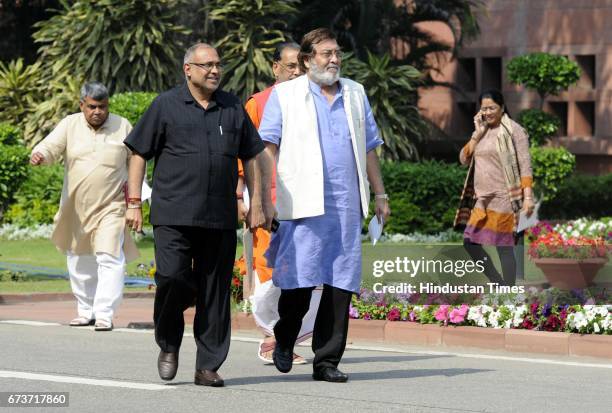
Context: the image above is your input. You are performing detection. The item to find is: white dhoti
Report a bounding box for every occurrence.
[67,239,125,322]
[250,270,322,343]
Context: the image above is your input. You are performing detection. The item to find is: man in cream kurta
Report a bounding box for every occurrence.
[30,82,139,331]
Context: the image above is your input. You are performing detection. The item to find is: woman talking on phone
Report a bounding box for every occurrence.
[455,89,535,286]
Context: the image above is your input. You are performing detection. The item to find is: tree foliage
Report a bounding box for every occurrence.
[530,146,576,202]
[343,52,427,160]
[292,0,483,79]
[0,59,42,126]
[517,109,561,147]
[33,0,190,94]
[206,0,300,102]
[507,52,581,108]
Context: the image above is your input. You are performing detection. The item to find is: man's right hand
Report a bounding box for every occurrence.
[246,203,266,232]
[262,200,276,231]
[237,199,248,223]
[126,207,143,233]
[30,152,45,165]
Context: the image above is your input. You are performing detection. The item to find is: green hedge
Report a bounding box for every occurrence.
[530,146,576,202]
[540,173,612,219]
[109,92,158,126]
[0,143,29,216]
[379,160,466,234]
[517,109,560,147]
[0,123,22,145]
[4,164,64,226]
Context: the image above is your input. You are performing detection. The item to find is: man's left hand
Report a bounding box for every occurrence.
[375,198,391,225]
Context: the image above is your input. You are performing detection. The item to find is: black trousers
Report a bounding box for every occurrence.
[463,233,524,286]
[153,225,236,371]
[274,284,353,371]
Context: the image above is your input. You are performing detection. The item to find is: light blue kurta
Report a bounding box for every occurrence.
[260,79,382,293]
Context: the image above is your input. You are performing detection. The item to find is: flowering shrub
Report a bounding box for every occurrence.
[528,231,609,260]
[553,218,612,241]
[0,223,54,240]
[349,287,611,334]
[131,261,156,278]
[231,267,243,302]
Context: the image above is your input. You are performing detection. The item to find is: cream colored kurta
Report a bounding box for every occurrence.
[32,112,139,262]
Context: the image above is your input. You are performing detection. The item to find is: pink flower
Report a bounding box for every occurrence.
[449,304,469,324]
[434,305,450,321]
[409,311,417,322]
[348,304,359,319]
[387,308,401,321]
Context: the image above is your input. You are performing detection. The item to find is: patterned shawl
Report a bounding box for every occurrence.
[454,114,523,231]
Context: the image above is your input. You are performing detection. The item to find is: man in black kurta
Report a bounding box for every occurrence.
[124,43,270,387]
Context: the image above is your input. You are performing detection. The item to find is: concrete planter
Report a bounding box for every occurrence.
[441,325,506,349]
[532,257,608,289]
[228,314,612,359]
[384,322,443,346]
[348,319,386,342]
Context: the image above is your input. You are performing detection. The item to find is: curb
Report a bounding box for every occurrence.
[0,291,155,304]
[233,313,612,360]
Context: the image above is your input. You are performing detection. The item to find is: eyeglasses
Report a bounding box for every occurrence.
[189,62,224,71]
[277,61,299,72]
[313,49,343,60]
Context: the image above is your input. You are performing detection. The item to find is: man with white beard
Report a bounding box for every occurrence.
[258,28,390,383]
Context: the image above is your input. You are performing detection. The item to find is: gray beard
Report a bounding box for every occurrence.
[309,62,340,86]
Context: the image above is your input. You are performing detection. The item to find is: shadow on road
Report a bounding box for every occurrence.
[223,367,491,386]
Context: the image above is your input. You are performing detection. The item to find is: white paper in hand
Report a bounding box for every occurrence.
[517,201,541,233]
[141,180,153,203]
[368,216,384,245]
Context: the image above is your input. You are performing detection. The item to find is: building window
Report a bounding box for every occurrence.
[548,102,568,137]
[575,55,595,89]
[482,57,502,91]
[457,58,476,92]
[574,101,595,136]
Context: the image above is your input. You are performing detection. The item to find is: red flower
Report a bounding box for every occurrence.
[387,308,401,321]
[521,318,535,330]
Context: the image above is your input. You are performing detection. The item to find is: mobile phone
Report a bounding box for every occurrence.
[271,218,280,233]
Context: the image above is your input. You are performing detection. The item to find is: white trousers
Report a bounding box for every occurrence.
[66,245,125,322]
[249,271,322,343]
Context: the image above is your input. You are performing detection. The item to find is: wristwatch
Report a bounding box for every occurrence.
[375,193,389,200]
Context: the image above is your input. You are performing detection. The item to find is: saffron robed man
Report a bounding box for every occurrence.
[124,43,273,387]
[235,41,322,365]
[259,28,390,383]
[30,81,139,332]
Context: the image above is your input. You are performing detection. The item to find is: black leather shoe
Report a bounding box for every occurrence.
[157,351,178,381]
[194,369,224,387]
[312,367,348,383]
[272,343,293,373]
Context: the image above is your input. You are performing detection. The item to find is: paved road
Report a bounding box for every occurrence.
[1,322,611,413]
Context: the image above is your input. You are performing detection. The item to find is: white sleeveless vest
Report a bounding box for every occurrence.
[273,75,370,220]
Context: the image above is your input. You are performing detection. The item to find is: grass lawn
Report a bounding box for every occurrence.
[1,238,609,294]
[0,276,153,294]
[360,243,612,288]
[0,238,244,274]
[0,238,244,294]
